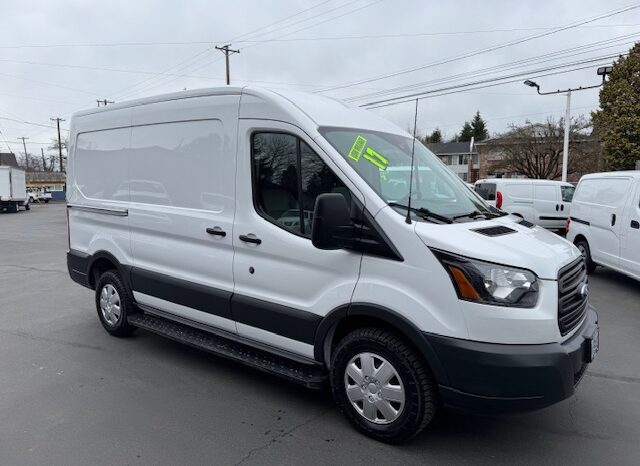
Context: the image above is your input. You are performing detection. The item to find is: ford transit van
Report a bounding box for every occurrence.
[66,87,599,443]
[566,171,640,281]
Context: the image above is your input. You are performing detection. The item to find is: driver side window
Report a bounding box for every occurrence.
[252,132,348,238]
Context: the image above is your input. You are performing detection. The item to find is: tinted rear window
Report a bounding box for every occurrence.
[475,183,496,201]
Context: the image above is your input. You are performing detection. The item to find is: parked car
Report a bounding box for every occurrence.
[566,171,640,281]
[66,87,598,443]
[0,166,29,212]
[27,188,52,203]
[474,178,574,231]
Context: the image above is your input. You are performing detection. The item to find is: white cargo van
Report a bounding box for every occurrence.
[66,87,598,443]
[474,178,574,231]
[566,171,640,281]
[0,166,29,212]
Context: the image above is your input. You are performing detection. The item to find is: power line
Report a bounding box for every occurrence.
[363,56,624,109]
[0,23,637,48]
[316,3,640,93]
[0,116,69,131]
[344,33,640,102]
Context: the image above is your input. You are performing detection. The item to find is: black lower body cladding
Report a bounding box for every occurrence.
[424,305,598,414]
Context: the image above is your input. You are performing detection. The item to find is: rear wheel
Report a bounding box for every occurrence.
[95,270,137,337]
[575,239,596,274]
[330,328,437,443]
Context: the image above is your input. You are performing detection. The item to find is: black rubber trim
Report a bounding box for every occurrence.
[312,303,449,385]
[539,216,569,221]
[232,294,321,345]
[571,216,590,226]
[67,250,91,289]
[428,306,598,414]
[130,267,233,320]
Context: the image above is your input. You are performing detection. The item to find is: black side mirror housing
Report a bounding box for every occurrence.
[311,193,354,250]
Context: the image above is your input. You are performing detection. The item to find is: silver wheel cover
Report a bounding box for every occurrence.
[344,352,406,424]
[99,284,122,326]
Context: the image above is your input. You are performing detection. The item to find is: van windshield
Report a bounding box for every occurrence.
[320,127,492,221]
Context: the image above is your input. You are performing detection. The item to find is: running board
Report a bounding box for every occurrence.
[127,313,328,389]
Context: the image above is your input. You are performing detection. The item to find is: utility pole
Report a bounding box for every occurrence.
[523,66,613,182]
[51,117,65,172]
[215,44,240,85]
[18,137,29,170]
[41,147,46,170]
[96,99,114,107]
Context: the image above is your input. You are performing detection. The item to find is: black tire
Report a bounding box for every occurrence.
[25,202,30,211]
[95,270,137,337]
[9,203,19,213]
[575,239,596,274]
[44,199,50,204]
[330,327,437,443]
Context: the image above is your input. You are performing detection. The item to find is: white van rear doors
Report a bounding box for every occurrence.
[231,120,363,358]
[128,95,240,333]
[621,179,640,278]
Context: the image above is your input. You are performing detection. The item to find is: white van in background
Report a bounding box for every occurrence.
[66,87,598,443]
[566,171,640,281]
[475,178,575,231]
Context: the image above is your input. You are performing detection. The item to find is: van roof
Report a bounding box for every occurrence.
[475,178,573,186]
[72,86,407,137]
[580,170,640,180]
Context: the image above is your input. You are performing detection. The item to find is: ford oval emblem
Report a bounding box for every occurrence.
[579,283,589,299]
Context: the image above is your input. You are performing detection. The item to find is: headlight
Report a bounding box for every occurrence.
[432,249,539,308]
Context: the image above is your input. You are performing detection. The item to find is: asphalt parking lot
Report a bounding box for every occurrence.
[1,203,639,465]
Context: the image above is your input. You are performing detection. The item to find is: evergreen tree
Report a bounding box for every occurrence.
[592,43,640,170]
[471,111,489,141]
[427,128,442,143]
[459,121,474,142]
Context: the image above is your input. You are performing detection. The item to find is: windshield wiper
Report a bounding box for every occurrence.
[389,202,453,224]
[452,210,488,220]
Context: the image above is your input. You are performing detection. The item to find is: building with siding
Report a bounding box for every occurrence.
[425,141,479,182]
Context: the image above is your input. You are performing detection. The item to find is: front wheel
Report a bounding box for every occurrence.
[575,239,596,274]
[330,328,437,443]
[95,270,137,337]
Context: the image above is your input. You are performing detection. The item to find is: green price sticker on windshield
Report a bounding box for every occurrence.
[347,135,367,161]
[364,147,389,170]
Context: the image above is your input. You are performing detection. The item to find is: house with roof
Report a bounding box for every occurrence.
[425,141,479,182]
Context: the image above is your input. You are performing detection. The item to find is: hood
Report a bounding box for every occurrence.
[414,215,580,280]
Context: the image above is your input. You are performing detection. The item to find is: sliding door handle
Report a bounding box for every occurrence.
[239,234,262,245]
[631,220,640,229]
[206,227,226,237]
[611,214,617,226]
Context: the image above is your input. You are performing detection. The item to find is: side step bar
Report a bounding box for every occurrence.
[127,313,328,389]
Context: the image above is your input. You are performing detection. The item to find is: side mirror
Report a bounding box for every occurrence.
[311,193,354,250]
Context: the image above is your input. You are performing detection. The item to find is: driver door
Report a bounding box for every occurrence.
[231,120,364,358]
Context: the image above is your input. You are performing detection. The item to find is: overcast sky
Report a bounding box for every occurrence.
[0,0,639,157]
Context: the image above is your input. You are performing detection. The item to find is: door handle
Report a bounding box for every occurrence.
[206,227,226,237]
[555,204,559,211]
[560,204,564,211]
[631,220,640,229]
[611,214,616,226]
[239,234,262,245]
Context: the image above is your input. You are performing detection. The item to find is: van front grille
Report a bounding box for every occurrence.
[557,257,588,336]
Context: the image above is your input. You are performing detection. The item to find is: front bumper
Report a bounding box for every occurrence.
[424,305,598,414]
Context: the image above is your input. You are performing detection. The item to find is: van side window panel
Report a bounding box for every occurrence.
[507,184,532,199]
[574,179,599,202]
[598,178,631,208]
[561,185,575,202]
[75,128,130,201]
[475,183,496,201]
[129,120,229,210]
[252,132,346,238]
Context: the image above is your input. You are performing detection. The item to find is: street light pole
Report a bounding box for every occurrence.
[523,66,612,182]
[562,90,571,182]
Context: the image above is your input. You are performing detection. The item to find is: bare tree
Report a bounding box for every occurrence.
[489,117,598,179]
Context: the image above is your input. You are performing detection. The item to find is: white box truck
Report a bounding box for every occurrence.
[66,87,599,442]
[0,166,29,213]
